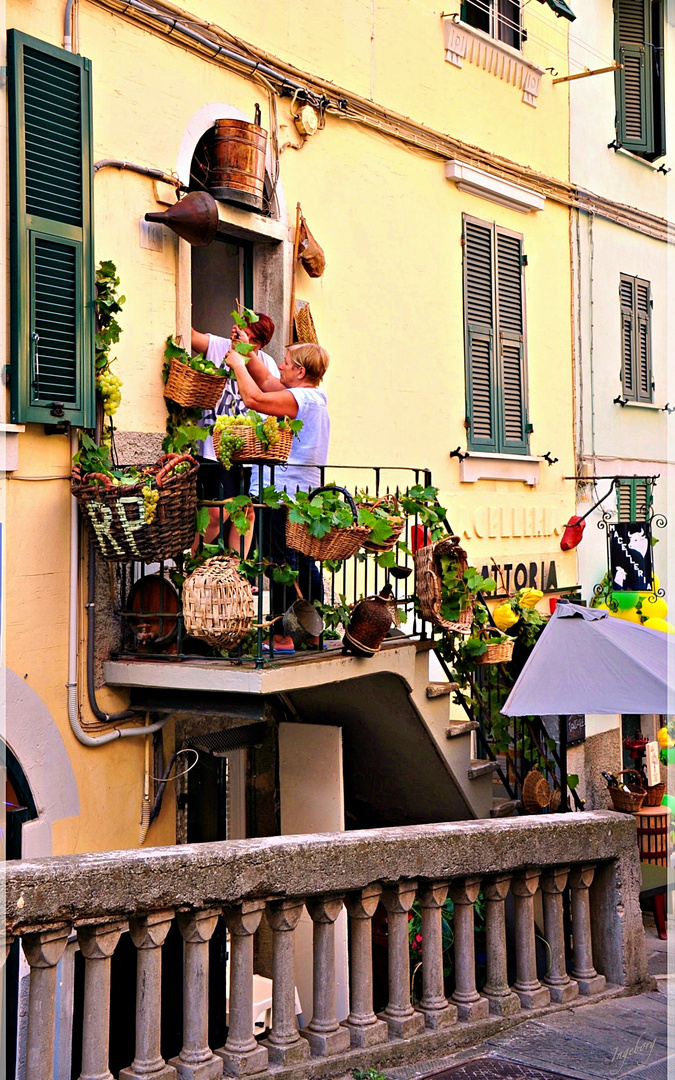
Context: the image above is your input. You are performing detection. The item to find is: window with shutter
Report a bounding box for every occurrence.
[614,0,666,160]
[463,215,529,455]
[619,274,653,403]
[617,478,652,521]
[8,31,95,427]
[461,0,522,49]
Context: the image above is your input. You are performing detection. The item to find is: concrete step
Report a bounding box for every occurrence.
[446,720,479,739]
[491,797,522,817]
[426,681,459,699]
[468,758,499,781]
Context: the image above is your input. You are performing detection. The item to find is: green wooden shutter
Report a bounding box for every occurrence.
[8,31,94,427]
[615,0,654,155]
[495,229,528,453]
[464,218,498,452]
[617,478,652,521]
[619,274,636,399]
[635,278,653,402]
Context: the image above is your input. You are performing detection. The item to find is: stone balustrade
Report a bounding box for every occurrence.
[3,813,650,1080]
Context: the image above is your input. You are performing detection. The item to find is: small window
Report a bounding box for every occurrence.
[619,274,653,402]
[616,478,652,522]
[614,0,666,160]
[8,32,95,427]
[461,0,522,49]
[463,216,529,455]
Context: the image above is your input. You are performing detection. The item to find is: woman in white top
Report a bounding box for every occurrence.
[225,337,330,652]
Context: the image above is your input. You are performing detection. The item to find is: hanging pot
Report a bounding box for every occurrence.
[282,583,324,648]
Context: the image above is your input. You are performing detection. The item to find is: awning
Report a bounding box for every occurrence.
[537,0,576,21]
[502,602,674,716]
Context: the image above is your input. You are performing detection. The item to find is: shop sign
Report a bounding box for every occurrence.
[566,714,586,746]
[608,521,653,592]
[480,558,559,594]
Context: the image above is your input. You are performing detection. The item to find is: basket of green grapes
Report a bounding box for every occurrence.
[212,413,302,469]
[163,336,228,410]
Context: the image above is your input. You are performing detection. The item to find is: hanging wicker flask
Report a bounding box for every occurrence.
[182,556,255,648]
[522,769,552,812]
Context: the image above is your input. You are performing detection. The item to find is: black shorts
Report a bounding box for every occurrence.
[196,459,252,501]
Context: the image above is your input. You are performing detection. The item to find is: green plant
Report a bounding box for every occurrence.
[230,307,258,356]
[313,594,352,638]
[163,335,223,379]
[73,432,114,479]
[163,422,210,457]
[408,892,486,1001]
[353,1069,389,1080]
[284,488,356,539]
[95,261,125,424]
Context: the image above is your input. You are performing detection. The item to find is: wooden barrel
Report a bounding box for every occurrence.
[634,805,671,866]
[126,574,179,652]
[209,119,267,210]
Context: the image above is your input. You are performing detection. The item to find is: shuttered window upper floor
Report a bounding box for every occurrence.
[8,31,95,427]
[614,0,666,160]
[620,274,653,403]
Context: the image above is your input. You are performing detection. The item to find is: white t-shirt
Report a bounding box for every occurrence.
[251,386,330,496]
[198,334,280,461]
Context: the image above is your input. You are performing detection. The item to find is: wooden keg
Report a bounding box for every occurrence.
[634,805,671,866]
[209,119,267,210]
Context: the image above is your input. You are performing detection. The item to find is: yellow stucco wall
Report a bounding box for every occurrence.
[4,0,575,854]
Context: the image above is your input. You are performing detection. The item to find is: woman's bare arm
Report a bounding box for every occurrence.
[191,328,210,354]
[227,352,298,419]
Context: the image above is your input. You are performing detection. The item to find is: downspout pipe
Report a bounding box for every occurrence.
[63,0,75,50]
[94,159,183,188]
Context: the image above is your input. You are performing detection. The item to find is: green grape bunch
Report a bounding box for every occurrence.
[97,370,123,416]
[262,415,281,446]
[142,484,160,525]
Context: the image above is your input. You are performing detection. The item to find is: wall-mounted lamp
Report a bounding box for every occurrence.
[543,451,559,466]
[613,394,628,406]
[449,446,468,461]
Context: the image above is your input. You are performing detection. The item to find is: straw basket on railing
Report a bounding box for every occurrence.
[607,769,646,813]
[182,556,255,648]
[72,454,198,563]
[414,535,473,634]
[213,424,293,466]
[474,629,515,666]
[360,495,406,554]
[522,769,552,813]
[164,358,229,409]
[286,485,371,561]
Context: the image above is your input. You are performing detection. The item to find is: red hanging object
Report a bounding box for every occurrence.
[410,524,430,552]
[560,516,586,551]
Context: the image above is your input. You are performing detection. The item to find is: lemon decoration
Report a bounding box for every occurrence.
[657,727,675,750]
[518,588,543,609]
[493,602,520,632]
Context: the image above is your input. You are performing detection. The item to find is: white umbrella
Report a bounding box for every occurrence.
[501,602,674,716]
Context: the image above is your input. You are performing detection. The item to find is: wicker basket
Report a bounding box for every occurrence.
[474,630,515,666]
[360,495,406,554]
[608,769,646,812]
[164,358,228,409]
[522,769,552,812]
[343,595,393,657]
[182,556,255,648]
[286,485,371,561]
[414,535,473,634]
[72,454,198,563]
[213,423,293,466]
[644,781,667,807]
[294,299,318,344]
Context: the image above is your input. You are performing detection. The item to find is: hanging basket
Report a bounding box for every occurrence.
[607,769,646,813]
[522,769,552,812]
[474,630,515,666]
[213,423,293,466]
[343,595,393,657]
[360,495,406,554]
[414,535,473,634]
[182,556,255,648]
[72,454,198,563]
[286,486,371,561]
[164,358,229,409]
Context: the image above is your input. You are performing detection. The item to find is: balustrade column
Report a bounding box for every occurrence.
[216,901,268,1077]
[77,920,127,1080]
[540,868,579,1004]
[511,870,550,1009]
[377,881,425,1038]
[342,885,388,1047]
[569,865,606,994]
[120,911,176,1080]
[448,877,488,1021]
[300,896,351,1055]
[482,875,520,1016]
[261,900,310,1065]
[22,924,71,1080]
[417,883,457,1030]
[168,909,223,1080]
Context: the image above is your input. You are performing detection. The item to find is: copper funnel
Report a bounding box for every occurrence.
[145,190,218,246]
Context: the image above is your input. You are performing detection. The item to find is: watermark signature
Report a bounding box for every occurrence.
[609,1032,656,1073]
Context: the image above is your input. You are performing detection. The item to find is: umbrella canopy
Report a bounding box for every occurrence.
[502,601,674,716]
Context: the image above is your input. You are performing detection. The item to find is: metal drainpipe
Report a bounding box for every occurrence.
[63,0,75,50]
[93,159,183,187]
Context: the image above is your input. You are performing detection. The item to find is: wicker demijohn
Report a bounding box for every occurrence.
[522,769,552,812]
[286,485,371,561]
[414,535,473,634]
[164,358,229,409]
[607,769,646,813]
[72,454,198,563]
[343,594,393,657]
[182,556,255,648]
[474,630,515,666]
[213,424,293,466]
[360,495,406,554]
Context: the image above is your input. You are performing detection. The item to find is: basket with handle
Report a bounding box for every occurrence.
[72,453,199,563]
[607,769,646,812]
[414,535,473,634]
[285,485,371,561]
[359,494,406,554]
[182,556,255,648]
[213,422,294,466]
[474,628,515,665]
[522,768,552,812]
[164,357,229,409]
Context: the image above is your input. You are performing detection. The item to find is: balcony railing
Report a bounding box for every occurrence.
[106,464,435,668]
[3,813,650,1080]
